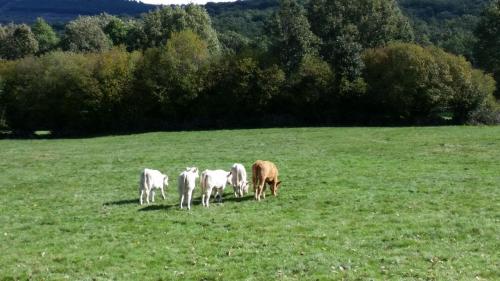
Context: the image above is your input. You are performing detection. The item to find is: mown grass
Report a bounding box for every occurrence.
[0,127,499,280]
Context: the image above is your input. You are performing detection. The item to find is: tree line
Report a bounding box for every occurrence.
[0,0,499,135]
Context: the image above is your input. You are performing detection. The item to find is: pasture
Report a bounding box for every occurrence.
[0,127,498,280]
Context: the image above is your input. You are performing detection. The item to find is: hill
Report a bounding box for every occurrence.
[0,0,156,23]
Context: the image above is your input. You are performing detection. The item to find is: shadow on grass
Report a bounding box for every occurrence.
[138,194,255,212]
[103,198,138,206]
[139,204,176,211]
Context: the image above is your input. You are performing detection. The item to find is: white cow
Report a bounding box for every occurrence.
[178,167,199,210]
[139,168,169,205]
[200,169,231,207]
[229,163,249,198]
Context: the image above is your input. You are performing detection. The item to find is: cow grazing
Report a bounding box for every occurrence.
[200,169,231,207]
[139,168,169,205]
[229,163,249,198]
[178,167,199,210]
[252,160,281,201]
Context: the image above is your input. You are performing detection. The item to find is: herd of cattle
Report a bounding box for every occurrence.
[138,160,282,210]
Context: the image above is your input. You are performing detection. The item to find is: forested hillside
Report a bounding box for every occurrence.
[0,0,154,23]
[0,0,499,135]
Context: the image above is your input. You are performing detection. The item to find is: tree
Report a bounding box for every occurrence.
[287,54,334,119]
[363,43,497,123]
[62,16,112,53]
[104,17,130,46]
[475,0,500,98]
[272,0,320,73]
[307,0,413,81]
[0,24,39,60]
[140,5,221,53]
[32,18,59,54]
[133,30,210,124]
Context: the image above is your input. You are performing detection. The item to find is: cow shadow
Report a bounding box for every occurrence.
[139,204,176,212]
[219,194,254,203]
[103,198,137,206]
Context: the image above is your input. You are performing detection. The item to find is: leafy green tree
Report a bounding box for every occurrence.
[288,54,334,118]
[103,17,131,46]
[475,0,500,98]
[363,43,496,123]
[0,24,39,60]
[218,30,251,54]
[307,0,413,79]
[140,5,220,53]
[308,0,413,49]
[134,30,210,122]
[272,0,320,73]
[62,16,112,53]
[32,18,59,54]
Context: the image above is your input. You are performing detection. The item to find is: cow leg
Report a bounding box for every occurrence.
[161,187,166,200]
[187,190,192,210]
[151,190,155,203]
[145,189,150,204]
[180,193,185,209]
[139,189,144,205]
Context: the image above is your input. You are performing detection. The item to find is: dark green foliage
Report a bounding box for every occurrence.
[271,0,320,73]
[62,16,112,53]
[206,0,279,40]
[201,56,285,126]
[363,43,496,123]
[217,30,251,54]
[474,0,500,98]
[132,30,210,126]
[103,17,131,46]
[399,0,490,58]
[308,0,414,49]
[287,55,334,119]
[0,49,139,132]
[0,24,39,60]
[0,1,498,133]
[31,18,59,54]
[306,0,413,87]
[138,5,221,53]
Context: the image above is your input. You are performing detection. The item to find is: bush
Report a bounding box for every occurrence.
[362,43,497,124]
[0,48,140,133]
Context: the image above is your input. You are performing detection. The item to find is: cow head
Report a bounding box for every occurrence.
[241,180,249,194]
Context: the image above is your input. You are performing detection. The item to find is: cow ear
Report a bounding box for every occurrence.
[277,181,282,186]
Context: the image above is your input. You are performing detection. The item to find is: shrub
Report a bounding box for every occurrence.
[362,43,497,123]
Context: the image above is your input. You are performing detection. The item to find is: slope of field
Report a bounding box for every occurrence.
[0,127,498,280]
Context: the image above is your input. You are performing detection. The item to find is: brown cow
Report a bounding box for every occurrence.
[252,160,281,201]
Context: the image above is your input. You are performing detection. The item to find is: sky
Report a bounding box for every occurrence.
[140,0,236,5]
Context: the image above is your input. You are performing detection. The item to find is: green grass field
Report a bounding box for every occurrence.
[0,127,499,280]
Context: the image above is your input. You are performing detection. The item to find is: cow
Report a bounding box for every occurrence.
[200,169,231,207]
[178,167,199,210]
[252,160,281,201]
[139,168,169,205]
[229,163,249,198]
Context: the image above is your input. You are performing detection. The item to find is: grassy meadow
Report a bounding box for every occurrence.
[0,127,499,280]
